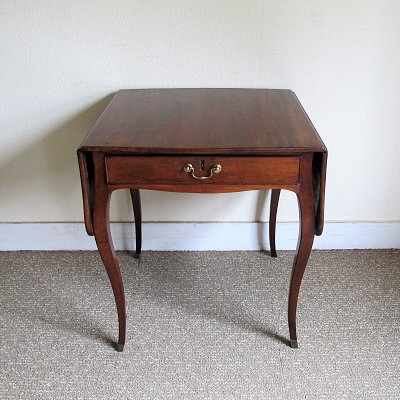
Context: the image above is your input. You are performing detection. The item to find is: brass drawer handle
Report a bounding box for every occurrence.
[183,163,222,180]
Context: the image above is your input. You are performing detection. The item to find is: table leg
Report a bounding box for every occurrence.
[288,157,315,348]
[96,240,126,352]
[92,154,126,352]
[269,189,281,257]
[130,189,142,257]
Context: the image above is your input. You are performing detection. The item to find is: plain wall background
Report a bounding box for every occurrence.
[1,0,399,224]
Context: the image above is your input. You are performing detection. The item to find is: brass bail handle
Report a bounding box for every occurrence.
[183,163,222,180]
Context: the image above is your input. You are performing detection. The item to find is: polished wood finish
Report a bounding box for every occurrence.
[77,89,327,351]
[80,89,325,154]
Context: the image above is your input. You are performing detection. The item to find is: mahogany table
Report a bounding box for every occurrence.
[77,89,327,352]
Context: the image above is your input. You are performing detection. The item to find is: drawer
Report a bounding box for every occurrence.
[105,156,300,185]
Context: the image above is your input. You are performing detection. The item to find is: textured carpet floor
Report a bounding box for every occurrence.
[0,250,399,399]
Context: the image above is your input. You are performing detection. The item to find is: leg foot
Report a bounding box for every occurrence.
[116,343,125,352]
[290,339,298,349]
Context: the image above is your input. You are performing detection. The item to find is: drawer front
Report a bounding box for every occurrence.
[105,156,300,185]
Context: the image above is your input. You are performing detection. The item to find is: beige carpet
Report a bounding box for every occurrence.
[0,250,399,399]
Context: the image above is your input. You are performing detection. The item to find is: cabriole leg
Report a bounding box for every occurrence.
[93,154,126,352]
[288,156,315,348]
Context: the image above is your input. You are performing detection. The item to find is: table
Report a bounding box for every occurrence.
[77,89,327,352]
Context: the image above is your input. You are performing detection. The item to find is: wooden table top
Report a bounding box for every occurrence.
[79,89,326,155]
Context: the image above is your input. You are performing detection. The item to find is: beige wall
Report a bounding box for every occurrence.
[1,0,399,223]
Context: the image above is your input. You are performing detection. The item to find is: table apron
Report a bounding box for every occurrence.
[105,155,301,187]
